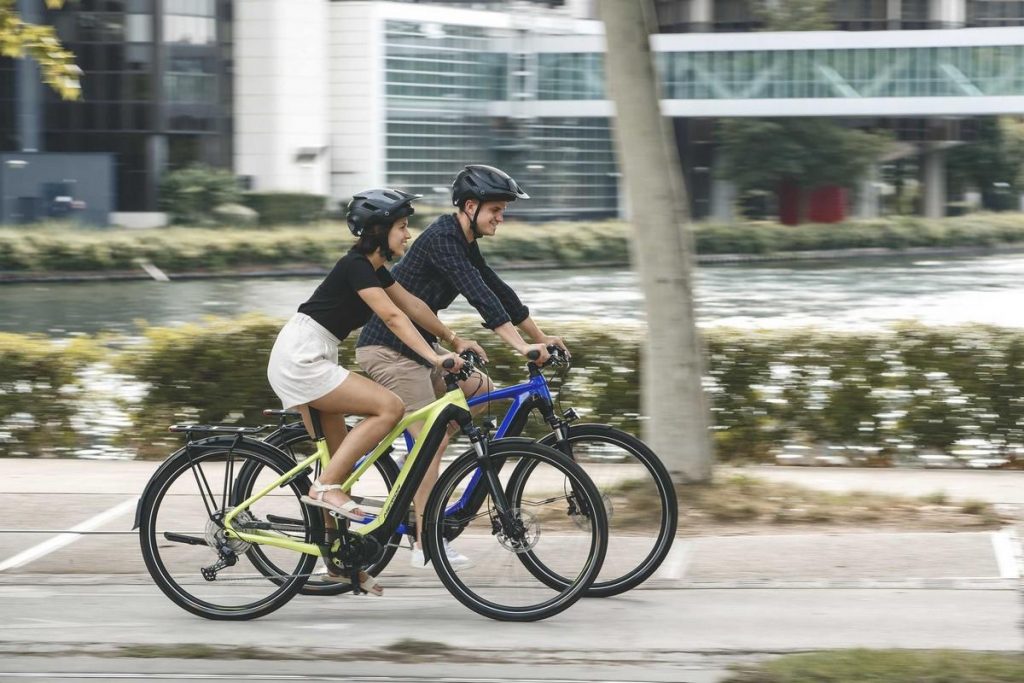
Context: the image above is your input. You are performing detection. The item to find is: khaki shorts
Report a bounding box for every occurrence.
[355,344,446,414]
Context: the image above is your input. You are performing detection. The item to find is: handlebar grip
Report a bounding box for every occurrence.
[526,350,541,361]
[442,358,455,369]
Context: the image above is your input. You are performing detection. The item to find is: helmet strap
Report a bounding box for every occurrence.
[469,200,484,238]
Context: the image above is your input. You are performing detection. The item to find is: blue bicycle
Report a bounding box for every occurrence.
[258,348,677,598]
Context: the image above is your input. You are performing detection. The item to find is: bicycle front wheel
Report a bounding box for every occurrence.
[422,440,607,622]
[138,440,322,620]
[534,424,678,597]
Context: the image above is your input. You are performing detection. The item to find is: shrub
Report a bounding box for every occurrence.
[113,315,283,458]
[160,165,241,226]
[241,193,326,226]
[6,318,1024,465]
[0,333,98,456]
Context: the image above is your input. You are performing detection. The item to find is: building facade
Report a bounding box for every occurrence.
[1,0,234,213]
[5,0,1024,221]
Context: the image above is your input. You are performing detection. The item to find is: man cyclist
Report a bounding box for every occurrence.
[355,164,570,569]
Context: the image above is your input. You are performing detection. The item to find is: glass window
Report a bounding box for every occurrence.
[124,44,152,70]
[125,13,152,43]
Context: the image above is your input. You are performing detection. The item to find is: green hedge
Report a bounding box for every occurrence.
[240,193,326,226]
[5,317,1024,464]
[0,334,98,456]
[5,213,1024,274]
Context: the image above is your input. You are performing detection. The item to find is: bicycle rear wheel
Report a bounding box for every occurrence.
[422,440,607,622]
[257,428,402,595]
[138,439,322,620]
[532,424,678,597]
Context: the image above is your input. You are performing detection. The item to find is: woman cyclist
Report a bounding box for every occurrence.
[266,188,483,593]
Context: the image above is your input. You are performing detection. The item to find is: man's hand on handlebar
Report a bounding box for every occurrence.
[538,335,570,360]
[523,343,551,365]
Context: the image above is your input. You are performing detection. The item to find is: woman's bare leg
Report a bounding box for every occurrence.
[299,373,403,511]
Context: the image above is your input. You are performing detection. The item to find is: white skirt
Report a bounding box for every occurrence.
[267,313,350,409]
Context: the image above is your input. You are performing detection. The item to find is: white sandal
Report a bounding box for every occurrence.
[300,479,365,522]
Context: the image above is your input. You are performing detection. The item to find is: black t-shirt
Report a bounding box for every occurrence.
[298,251,395,342]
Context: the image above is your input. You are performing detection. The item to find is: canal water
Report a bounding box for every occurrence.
[4,252,1024,336]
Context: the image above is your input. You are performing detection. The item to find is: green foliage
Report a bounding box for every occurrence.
[6,215,1024,275]
[724,649,1024,683]
[241,193,326,226]
[719,118,889,193]
[5,318,1024,463]
[0,1,81,100]
[0,332,97,456]
[113,315,283,457]
[159,165,241,226]
[755,0,834,31]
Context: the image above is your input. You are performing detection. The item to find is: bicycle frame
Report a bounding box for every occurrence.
[263,366,569,540]
[401,370,561,527]
[222,387,470,558]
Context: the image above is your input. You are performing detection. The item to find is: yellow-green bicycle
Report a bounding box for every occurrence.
[135,356,608,621]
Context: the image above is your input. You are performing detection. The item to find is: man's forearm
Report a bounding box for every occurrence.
[517,317,547,343]
[492,321,531,354]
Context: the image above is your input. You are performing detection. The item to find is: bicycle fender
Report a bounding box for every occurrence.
[132,436,297,529]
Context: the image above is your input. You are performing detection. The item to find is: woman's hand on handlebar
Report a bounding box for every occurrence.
[435,352,464,372]
[523,343,551,365]
[453,337,488,364]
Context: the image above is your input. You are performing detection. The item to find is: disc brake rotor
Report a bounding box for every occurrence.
[494,508,540,553]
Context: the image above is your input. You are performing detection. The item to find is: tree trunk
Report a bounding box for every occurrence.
[597,0,713,483]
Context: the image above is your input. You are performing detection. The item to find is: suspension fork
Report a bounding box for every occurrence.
[457,416,519,531]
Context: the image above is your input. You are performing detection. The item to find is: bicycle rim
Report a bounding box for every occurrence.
[139,445,320,620]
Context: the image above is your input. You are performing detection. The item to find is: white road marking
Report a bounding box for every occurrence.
[0,497,139,572]
[990,528,1022,579]
[654,539,691,580]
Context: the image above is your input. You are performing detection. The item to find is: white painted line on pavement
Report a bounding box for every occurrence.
[990,529,1021,579]
[654,539,691,580]
[0,497,139,572]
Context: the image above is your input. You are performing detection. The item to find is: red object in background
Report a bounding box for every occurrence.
[807,185,847,223]
[778,181,801,226]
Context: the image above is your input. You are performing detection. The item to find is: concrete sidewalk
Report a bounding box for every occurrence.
[0,459,1021,586]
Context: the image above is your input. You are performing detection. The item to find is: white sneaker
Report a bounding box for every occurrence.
[443,539,474,571]
[410,545,430,570]
[409,541,474,571]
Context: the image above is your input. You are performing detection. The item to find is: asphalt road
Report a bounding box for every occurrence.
[1,460,1022,682]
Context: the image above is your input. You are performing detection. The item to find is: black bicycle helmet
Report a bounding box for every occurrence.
[346,188,421,237]
[451,165,530,207]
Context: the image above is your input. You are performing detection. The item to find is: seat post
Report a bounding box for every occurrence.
[308,406,326,441]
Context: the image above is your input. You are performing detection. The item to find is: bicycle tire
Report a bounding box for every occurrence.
[520,424,678,597]
[422,439,607,622]
[138,438,322,620]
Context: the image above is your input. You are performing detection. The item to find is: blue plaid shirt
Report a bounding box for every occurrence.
[356,213,529,365]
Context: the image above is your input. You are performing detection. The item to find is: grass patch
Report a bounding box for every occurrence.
[724,649,1024,682]
[383,639,453,657]
[666,475,1009,532]
[116,644,301,660]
